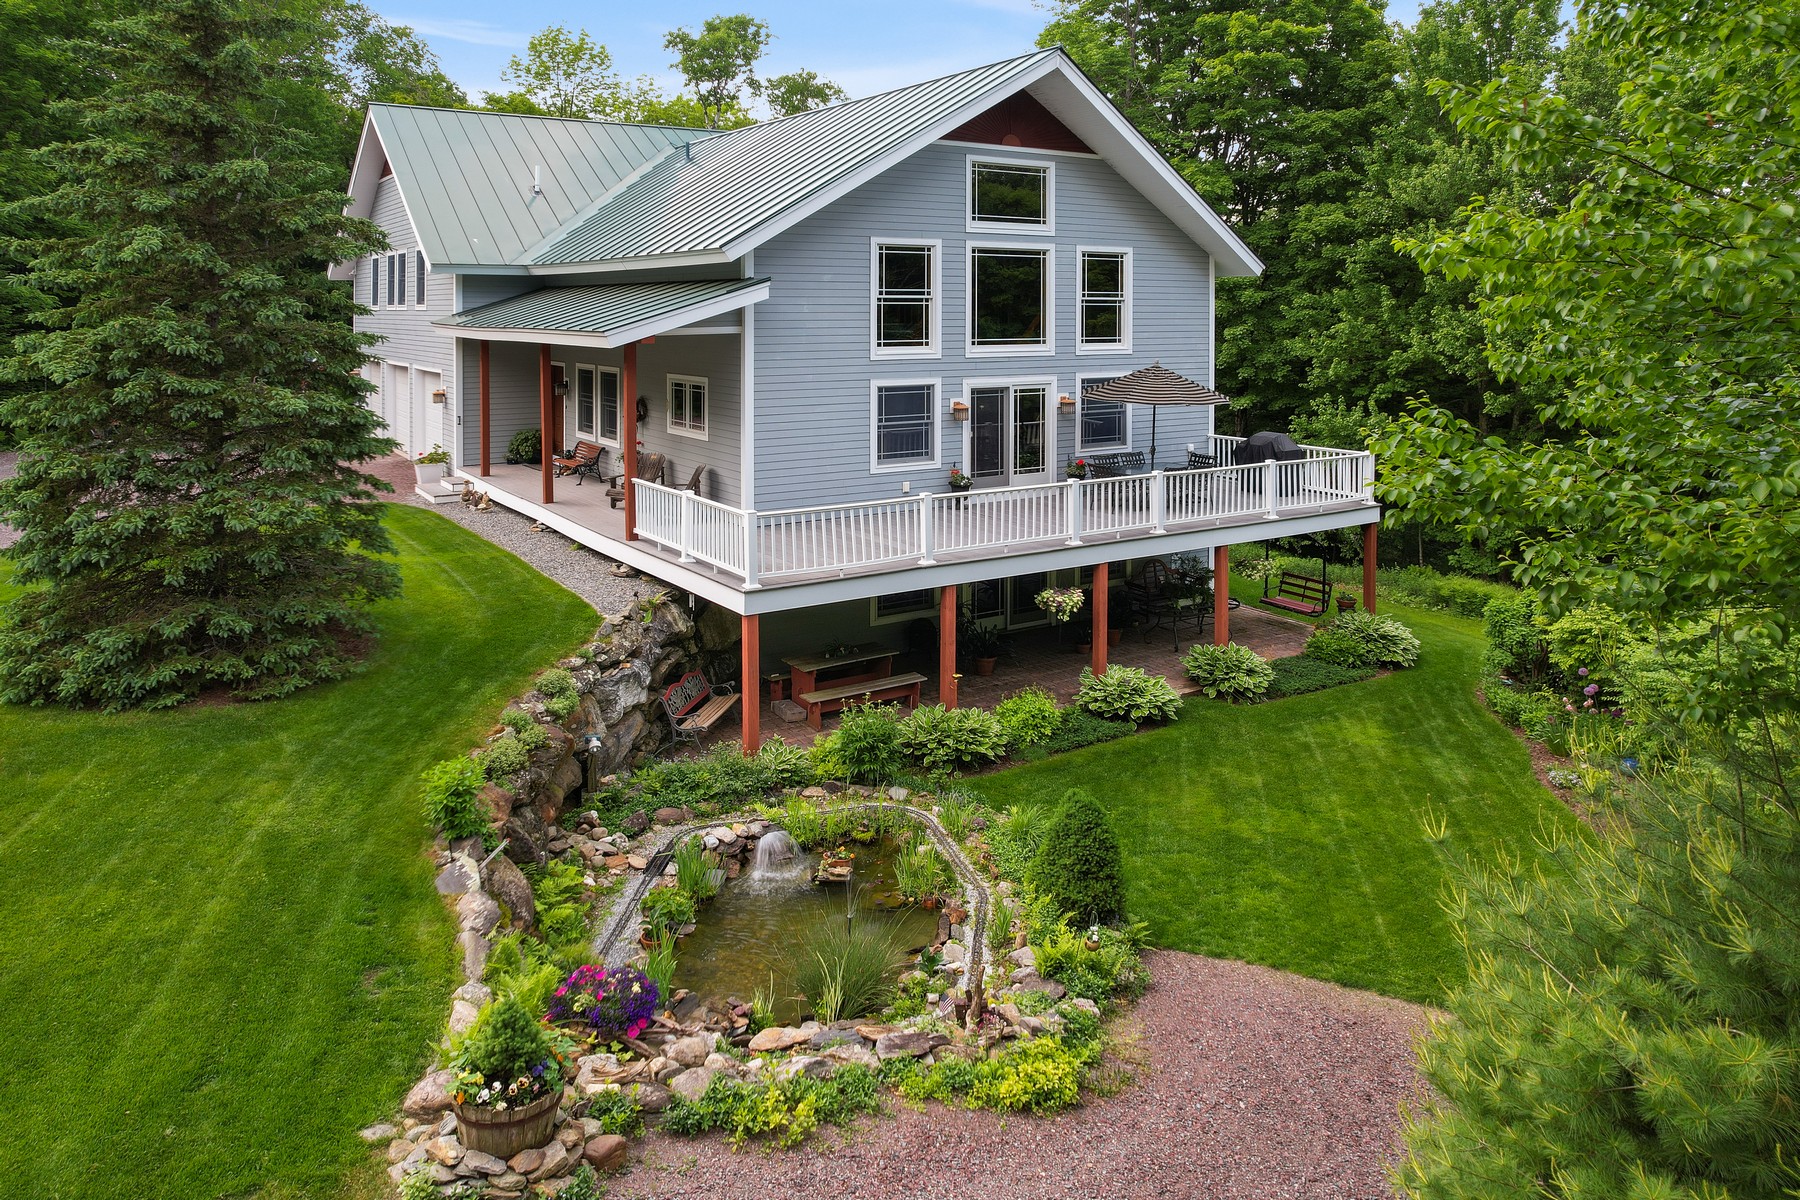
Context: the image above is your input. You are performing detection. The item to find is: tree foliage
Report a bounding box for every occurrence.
[664,13,771,129]
[0,0,399,709]
[1029,789,1128,926]
[495,25,658,121]
[763,68,847,118]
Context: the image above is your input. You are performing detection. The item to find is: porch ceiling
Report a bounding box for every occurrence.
[435,277,769,347]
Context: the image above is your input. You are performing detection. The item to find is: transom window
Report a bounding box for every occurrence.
[1078,375,1129,450]
[872,242,937,355]
[871,381,939,470]
[969,159,1053,232]
[668,375,707,438]
[1078,250,1130,350]
[969,247,1051,353]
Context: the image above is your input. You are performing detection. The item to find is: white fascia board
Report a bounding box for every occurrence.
[330,118,388,279]
[432,283,769,349]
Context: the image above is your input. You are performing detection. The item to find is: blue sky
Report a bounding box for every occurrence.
[379,0,1431,105]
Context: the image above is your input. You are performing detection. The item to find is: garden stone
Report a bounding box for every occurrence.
[666,1035,712,1067]
[461,1150,506,1176]
[458,929,489,981]
[483,855,537,929]
[651,807,686,825]
[875,1030,948,1059]
[950,923,965,941]
[1067,997,1102,1019]
[623,810,650,835]
[583,1134,630,1172]
[422,1136,464,1166]
[747,1025,811,1053]
[506,1149,543,1176]
[776,1056,836,1081]
[703,1052,739,1074]
[557,1125,585,1149]
[448,998,480,1034]
[385,1139,415,1164]
[358,1122,397,1143]
[502,809,549,867]
[434,857,477,896]
[807,1027,862,1050]
[942,941,965,965]
[402,1069,456,1117]
[888,786,910,801]
[489,1174,528,1197]
[479,784,516,824]
[822,1043,880,1071]
[438,1114,457,1136]
[650,1056,683,1082]
[454,981,492,1008]
[994,1003,1022,1027]
[430,1162,459,1184]
[573,1054,621,1091]
[668,1065,716,1103]
[631,1082,672,1112]
[527,1140,571,1182]
[1007,946,1037,970]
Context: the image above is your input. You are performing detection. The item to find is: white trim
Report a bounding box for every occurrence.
[666,373,709,440]
[869,589,940,626]
[1075,245,1132,355]
[868,238,942,360]
[965,242,1055,358]
[946,141,1100,160]
[869,377,943,474]
[527,249,734,276]
[1206,253,1217,387]
[436,281,770,349]
[741,251,756,510]
[957,373,1059,486]
[1075,370,1132,453]
[333,119,430,279]
[965,153,1056,236]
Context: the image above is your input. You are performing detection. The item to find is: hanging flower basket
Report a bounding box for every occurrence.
[1034,586,1085,625]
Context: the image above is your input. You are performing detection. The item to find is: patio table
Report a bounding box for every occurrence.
[783,645,897,699]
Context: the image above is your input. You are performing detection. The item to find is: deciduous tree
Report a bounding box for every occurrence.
[664,13,771,128]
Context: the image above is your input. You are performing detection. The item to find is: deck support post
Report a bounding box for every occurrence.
[740,613,760,755]
[1363,522,1378,614]
[1213,545,1230,646]
[622,341,638,541]
[1091,563,1109,675]
[538,344,553,505]
[478,340,491,477]
[939,584,958,709]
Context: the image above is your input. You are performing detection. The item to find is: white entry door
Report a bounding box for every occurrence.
[968,382,1053,488]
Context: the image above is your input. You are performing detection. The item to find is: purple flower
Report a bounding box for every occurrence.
[1578,667,1589,677]
[1583,683,1599,696]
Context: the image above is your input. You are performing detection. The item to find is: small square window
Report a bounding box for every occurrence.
[1079,377,1129,451]
[971,161,1049,228]
[668,377,707,437]
[873,382,937,469]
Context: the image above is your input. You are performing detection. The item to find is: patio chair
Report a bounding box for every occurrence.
[679,464,706,496]
[551,440,606,486]
[606,451,668,509]
[1186,449,1218,470]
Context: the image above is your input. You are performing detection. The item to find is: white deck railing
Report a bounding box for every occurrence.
[634,445,1375,588]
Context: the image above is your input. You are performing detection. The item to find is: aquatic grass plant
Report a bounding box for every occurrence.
[791,922,907,1022]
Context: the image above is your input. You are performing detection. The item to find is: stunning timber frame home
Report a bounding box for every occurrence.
[335,48,1381,748]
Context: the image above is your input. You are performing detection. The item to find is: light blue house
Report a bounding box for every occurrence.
[336,48,1380,745]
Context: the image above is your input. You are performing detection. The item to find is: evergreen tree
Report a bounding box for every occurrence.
[0,0,398,710]
[1030,789,1128,925]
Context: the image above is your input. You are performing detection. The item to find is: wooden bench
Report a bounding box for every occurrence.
[1264,571,1331,616]
[798,671,926,731]
[661,671,740,745]
[551,439,605,485]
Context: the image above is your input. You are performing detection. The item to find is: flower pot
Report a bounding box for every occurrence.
[414,462,447,489]
[454,1090,558,1160]
[922,896,939,911]
[1107,629,1123,648]
[974,656,997,676]
[1076,640,1092,656]
[1335,596,1356,613]
[827,857,854,869]
[1084,937,1102,952]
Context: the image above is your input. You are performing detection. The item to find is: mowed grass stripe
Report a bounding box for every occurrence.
[0,505,597,1199]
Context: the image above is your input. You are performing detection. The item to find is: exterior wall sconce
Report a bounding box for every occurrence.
[430,388,447,404]
[1058,393,1074,407]
[950,400,969,420]
[553,378,570,397]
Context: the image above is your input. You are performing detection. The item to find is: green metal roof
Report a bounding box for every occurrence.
[532,49,1061,265]
[435,278,770,341]
[369,104,721,268]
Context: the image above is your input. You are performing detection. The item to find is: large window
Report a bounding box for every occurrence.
[598,366,620,442]
[575,366,597,438]
[1078,249,1130,351]
[870,380,939,471]
[668,375,707,438]
[969,246,1052,354]
[871,589,937,625]
[1078,375,1129,450]
[872,241,938,356]
[968,158,1053,233]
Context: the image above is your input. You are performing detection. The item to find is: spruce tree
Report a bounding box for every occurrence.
[0,0,397,709]
[1030,789,1128,925]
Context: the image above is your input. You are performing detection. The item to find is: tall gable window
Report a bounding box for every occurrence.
[1078,249,1130,352]
[414,250,427,306]
[385,253,397,306]
[393,252,407,308]
[870,380,939,471]
[668,375,707,438]
[871,241,938,357]
[968,157,1053,234]
[968,246,1052,355]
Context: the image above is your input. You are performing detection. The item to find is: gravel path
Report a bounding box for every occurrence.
[610,951,1429,1200]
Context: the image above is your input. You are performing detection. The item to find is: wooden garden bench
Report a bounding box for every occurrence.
[551,440,605,485]
[1264,570,1331,616]
[661,671,740,745]
[799,672,926,731]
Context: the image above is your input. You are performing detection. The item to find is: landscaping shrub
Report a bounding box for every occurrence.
[594,741,815,824]
[639,886,696,938]
[1072,666,1183,723]
[1035,922,1149,1002]
[662,1066,883,1148]
[1542,603,1643,698]
[935,792,981,840]
[482,731,531,781]
[987,804,1052,879]
[832,702,908,782]
[791,921,908,1021]
[1376,565,1513,618]
[994,686,1063,747]
[1181,642,1274,701]
[451,995,560,1105]
[673,838,718,901]
[530,859,591,946]
[582,1087,645,1137]
[421,757,489,840]
[1029,790,1127,925]
[1305,612,1421,669]
[506,427,542,464]
[898,703,1009,772]
[807,732,846,780]
[544,965,659,1041]
[1015,711,1135,760]
[1482,594,1549,682]
[891,837,951,901]
[1265,656,1376,698]
[559,1165,605,1200]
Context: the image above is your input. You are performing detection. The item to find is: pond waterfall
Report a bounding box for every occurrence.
[748,830,801,880]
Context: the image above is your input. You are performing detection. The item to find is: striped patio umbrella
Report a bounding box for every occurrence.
[1080,362,1230,465]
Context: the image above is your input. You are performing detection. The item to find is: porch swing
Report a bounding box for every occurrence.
[1260,537,1333,618]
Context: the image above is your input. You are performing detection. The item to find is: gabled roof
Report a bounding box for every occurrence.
[351,105,721,270]
[435,278,771,348]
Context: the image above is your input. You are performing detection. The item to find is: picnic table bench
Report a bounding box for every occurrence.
[799,671,926,730]
[1264,570,1331,616]
[661,671,739,745]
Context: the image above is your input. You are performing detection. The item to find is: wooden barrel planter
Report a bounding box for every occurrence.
[454,1090,558,1159]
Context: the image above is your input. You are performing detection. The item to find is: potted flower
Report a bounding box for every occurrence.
[639,886,696,946]
[1034,585,1085,625]
[946,466,973,493]
[1335,590,1359,614]
[415,444,451,488]
[545,964,660,1043]
[1065,458,1088,480]
[451,996,564,1158]
[1084,924,1103,952]
[959,607,1003,675]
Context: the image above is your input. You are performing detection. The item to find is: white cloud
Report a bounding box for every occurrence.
[389,16,531,49]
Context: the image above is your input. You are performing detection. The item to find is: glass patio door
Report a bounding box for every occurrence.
[968,383,1053,488]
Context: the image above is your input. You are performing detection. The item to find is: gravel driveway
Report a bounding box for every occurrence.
[610,951,1429,1200]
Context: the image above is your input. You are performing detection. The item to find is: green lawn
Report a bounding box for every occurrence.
[0,506,596,1200]
[972,605,1576,1004]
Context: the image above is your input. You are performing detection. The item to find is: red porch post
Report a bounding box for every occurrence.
[1363,523,1378,614]
[1213,545,1231,645]
[1090,563,1109,675]
[622,341,638,541]
[538,344,554,504]
[740,613,761,754]
[939,585,958,709]
[477,340,491,477]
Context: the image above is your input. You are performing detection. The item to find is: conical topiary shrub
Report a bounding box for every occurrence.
[1028,789,1127,925]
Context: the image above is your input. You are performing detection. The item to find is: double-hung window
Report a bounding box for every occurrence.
[871,241,938,356]
[969,246,1052,354]
[967,158,1054,234]
[1078,375,1129,451]
[668,376,707,438]
[597,367,621,442]
[575,366,597,439]
[870,380,938,471]
[1078,249,1130,351]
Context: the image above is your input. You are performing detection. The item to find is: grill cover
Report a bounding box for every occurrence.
[1235,431,1304,465]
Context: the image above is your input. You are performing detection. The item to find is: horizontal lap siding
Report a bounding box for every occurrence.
[752,140,1214,511]
[354,175,456,459]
